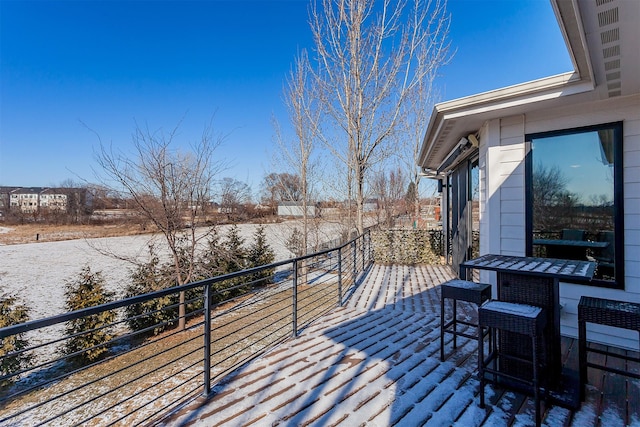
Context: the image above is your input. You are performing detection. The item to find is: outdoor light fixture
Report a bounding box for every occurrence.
[436,137,470,174]
[468,133,479,147]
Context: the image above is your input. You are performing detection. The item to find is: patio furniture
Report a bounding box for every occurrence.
[532,238,608,261]
[461,254,596,408]
[593,231,615,275]
[578,296,640,401]
[561,229,585,241]
[440,279,491,362]
[478,300,546,427]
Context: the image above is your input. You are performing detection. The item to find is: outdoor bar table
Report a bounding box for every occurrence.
[460,254,596,408]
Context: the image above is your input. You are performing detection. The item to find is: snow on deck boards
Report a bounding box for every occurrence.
[165,264,640,427]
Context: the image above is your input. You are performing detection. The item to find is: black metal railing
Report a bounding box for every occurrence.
[0,230,373,426]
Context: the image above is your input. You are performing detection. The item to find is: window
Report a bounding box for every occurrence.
[525,122,623,288]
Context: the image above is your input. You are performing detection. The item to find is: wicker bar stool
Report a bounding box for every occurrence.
[578,296,640,401]
[478,301,547,427]
[440,279,491,362]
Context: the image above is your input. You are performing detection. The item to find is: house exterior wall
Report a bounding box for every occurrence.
[277,204,316,217]
[478,94,640,349]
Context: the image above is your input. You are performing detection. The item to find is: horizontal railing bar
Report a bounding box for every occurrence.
[43,341,205,427]
[0,229,374,426]
[2,330,206,424]
[0,231,370,338]
[105,374,203,427]
[209,329,290,375]
[210,314,291,359]
[120,383,203,427]
[98,354,205,424]
[3,326,204,412]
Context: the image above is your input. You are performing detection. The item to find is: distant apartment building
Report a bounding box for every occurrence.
[6,187,67,213]
[39,188,68,211]
[0,186,88,220]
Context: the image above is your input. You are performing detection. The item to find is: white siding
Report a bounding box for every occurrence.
[499,116,526,256]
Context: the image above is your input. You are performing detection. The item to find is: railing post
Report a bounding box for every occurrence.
[292,259,298,337]
[361,234,365,271]
[203,283,212,397]
[352,240,357,285]
[337,247,343,306]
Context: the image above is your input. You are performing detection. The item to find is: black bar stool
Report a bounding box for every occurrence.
[478,300,547,427]
[578,296,640,401]
[440,279,491,362]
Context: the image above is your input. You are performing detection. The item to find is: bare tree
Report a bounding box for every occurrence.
[308,0,451,234]
[274,49,322,256]
[94,120,226,330]
[372,167,407,227]
[218,177,251,220]
[399,0,452,222]
[260,172,303,206]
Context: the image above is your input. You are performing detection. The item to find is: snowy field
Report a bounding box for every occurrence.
[0,220,346,321]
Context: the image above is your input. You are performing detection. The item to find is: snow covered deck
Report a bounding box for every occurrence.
[167,264,640,426]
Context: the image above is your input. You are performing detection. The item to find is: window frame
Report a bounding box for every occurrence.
[525,121,624,289]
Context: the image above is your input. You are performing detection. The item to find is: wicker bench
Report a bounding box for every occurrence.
[578,296,640,401]
[440,279,491,362]
[478,300,547,427]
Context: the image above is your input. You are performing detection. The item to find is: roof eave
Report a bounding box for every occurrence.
[419,0,595,173]
[418,72,594,171]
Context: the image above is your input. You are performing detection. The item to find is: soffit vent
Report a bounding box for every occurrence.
[428,120,456,167]
[598,7,619,27]
[603,45,621,58]
[606,71,621,81]
[600,28,620,44]
[597,3,622,98]
[604,59,620,71]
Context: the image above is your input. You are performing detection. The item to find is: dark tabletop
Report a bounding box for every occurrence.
[460,254,596,281]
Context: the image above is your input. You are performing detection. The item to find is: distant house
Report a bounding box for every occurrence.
[419,0,639,349]
[277,201,316,218]
[363,199,378,213]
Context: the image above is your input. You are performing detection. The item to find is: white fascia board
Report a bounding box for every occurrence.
[435,71,588,116]
[442,76,595,120]
[420,72,594,168]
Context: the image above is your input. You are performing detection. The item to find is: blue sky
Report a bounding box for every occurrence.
[0,0,572,196]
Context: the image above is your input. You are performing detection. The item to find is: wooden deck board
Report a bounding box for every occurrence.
[164,264,640,427]
[627,349,640,425]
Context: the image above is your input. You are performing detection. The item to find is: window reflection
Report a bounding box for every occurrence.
[470,159,479,259]
[529,124,620,283]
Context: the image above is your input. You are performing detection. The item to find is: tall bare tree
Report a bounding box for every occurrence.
[399,0,452,222]
[308,0,452,234]
[94,120,225,330]
[274,49,321,255]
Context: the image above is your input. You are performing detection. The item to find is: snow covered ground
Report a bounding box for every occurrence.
[0,220,346,321]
